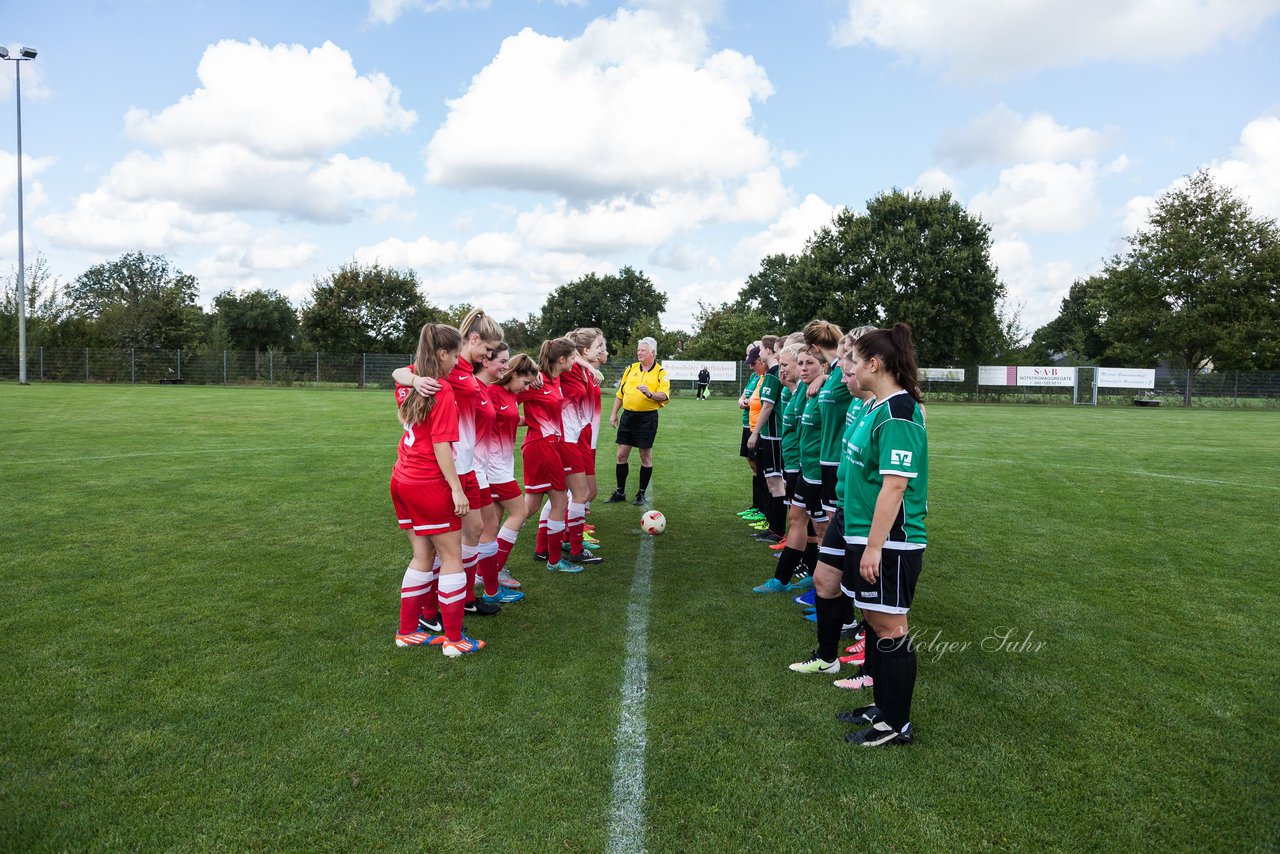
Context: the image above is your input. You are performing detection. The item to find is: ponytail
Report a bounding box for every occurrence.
[458,308,503,346]
[854,322,922,402]
[538,337,578,376]
[400,323,462,426]
[802,319,842,352]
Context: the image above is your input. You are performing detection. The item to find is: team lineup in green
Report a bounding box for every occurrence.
[3,357,1277,848]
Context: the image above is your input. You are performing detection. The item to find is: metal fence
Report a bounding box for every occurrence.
[2,346,1277,407]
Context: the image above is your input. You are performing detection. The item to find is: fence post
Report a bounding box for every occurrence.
[1233,372,1239,408]
[177,349,182,381]
[315,351,320,385]
[1184,368,1192,407]
[85,347,90,383]
[223,350,228,385]
[131,348,136,384]
[269,351,274,386]
[39,346,43,381]
[361,353,366,389]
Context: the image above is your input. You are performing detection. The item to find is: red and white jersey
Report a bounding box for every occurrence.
[392,379,459,484]
[480,382,519,485]
[588,368,603,450]
[444,359,481,475]
[518,372,564,444]
[558,363,592,444]
[472,381,495,487]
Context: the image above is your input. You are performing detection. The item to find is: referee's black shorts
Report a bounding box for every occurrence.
[617,409,659,449]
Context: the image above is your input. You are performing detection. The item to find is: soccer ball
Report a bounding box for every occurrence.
[640,509,666,535]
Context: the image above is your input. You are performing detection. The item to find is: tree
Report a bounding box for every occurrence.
[733,253,794,328]
[1097,171,1280,371]
[499,314,543,355]
[1,253,85,348]
[539,266,667,348]
[212,289,298,361]
[684,301,774,360]
[1027,278,1109,364]
[300,262,441,353]
[70,252,205,349]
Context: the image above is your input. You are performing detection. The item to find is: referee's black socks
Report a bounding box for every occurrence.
[815,594,844,663]
[875,633,916,731]
[638,464,653,495]
[615,462,629,495]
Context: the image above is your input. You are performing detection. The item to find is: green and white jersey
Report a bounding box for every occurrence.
[779,383,803,470]
[841,390,928,547]
[797,390,824,481]
[740,372,759,427]
[834,395,867,497]
[757,366,782,439]
[818,361,853,465]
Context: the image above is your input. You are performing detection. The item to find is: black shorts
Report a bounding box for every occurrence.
[739,426,752,458]
[814,508,844,568]
[820,463,839,512]
[841,543,924,615]
[792,475,829,522]
[617,409,659,449]
[784,470,800,502]
[755,437,784,478]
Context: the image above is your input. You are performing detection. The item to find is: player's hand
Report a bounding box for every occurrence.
[413,375,441,398]
[530,373,545,389]
[746,433,757,450]
[452,488,469,517]
[860,545,883,583]
[591,368,604,383]
[738,395,748,409]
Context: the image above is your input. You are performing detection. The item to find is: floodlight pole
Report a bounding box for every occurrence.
[3,46,37,384]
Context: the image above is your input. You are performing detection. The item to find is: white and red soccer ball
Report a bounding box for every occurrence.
[640,509,666,535]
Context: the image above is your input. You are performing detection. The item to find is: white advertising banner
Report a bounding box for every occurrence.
[920,368,966,382]
[1096,368,1156,389]
[978,366,1077,387]
[661,360,737,382]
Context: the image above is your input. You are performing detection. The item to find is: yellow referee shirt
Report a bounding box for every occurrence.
[616,361,670,411]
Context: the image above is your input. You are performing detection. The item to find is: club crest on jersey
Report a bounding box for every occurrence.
[890,449,913,466]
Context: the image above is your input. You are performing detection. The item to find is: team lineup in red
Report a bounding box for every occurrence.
[387,310,619,659]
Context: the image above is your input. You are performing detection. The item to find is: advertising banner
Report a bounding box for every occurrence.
[1096,368,1156,389]
[661,360,737,382]
[920,368,966,382]
[978,366,1077,387]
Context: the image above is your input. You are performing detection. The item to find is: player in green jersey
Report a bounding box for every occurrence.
[836,323,927,747]
[746,336,786,542]
[735,341,763,520]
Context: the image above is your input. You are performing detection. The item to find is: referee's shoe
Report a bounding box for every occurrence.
[606,489,627,503]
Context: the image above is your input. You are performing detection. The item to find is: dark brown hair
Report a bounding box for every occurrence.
[400,323,462,425]
[854,322,922,402]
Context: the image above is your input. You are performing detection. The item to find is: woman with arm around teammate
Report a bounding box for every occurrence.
[519,338,585,573]
[475,344,538,600]
[835,324,928,746]
[389,324,484,657]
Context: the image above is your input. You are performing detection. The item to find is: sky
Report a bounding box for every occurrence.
[3,0,1279,334]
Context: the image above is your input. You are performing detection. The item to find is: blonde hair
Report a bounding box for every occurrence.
[566,328,601,353]
[400,323,462,426]
[538,337,578,376]
[458,308,503,345]
[779,342,805,365]
[802,319,842,352]
[841,325,877,350]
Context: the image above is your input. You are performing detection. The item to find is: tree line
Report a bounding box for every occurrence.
[3,174,1275,371]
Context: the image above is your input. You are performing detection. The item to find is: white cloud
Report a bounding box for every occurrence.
[990,238,1090,329]
[0,48,52,100]
[970,161,1102,236]
[244,235,319,271]
[1208,115,1280,221]
[368,0,492,25]
[937,105,1116,166]
[354,235,461,269]
[0,151,54,227]
[37,192,253,252]
[911,168,957,197]
[424,7,774,198]
[664,277,744,330]
[833,0,1280,80]
[732,194,837,269]
[125,40,415,157]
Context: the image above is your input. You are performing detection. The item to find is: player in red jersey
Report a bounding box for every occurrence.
[556,329,607,567]
[389,323,483,658]
[519,338,583,573]
[573,328,608,512]
[395,309,505,619]
[476,345,539,594]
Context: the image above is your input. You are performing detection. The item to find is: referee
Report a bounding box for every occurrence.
[607,337,669,506]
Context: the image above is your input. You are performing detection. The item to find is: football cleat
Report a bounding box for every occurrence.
[835,703,881,724]
[570,551,603,565]
[793,589,816,607]
[839,638,865,666]
[483,587,526,604]
[441,634,486,658]
[833,670,875,691]
[788,651,839,674]
[417,615,443,634]
[752,578,790,594]
[497,569,522,589]
[548,558,585,574]
[606,490,627,503]
[845,721,912,746]
[395,631,436,647]
[464,599,501,616]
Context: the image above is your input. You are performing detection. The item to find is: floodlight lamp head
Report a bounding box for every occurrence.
[0,47,10,60]
[19,46,37,59]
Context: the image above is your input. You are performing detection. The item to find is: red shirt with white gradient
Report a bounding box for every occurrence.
[472,381,495,487]
[392,379,459,484]
[558,363,592,444]
[444,359,481,475]
[587,368,602,449]
[517,372,564,445]
[481,382,520,485]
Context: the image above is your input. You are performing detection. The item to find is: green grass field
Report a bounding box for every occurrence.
[2,384,1277,852]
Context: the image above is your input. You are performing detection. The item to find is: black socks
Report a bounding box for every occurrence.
[638,464,653,494]
[872,631,916,730]
[774,546,803,584]
[815,594,844,662]
[615,462,629,494]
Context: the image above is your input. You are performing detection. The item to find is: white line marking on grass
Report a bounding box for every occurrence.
[607,526,654,854]
[934,453,1280,492]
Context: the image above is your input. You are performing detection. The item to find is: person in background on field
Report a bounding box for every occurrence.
[697,365,711,400]
[830,323,928,747]
[475,343,536,600]
[521,338,586,573]
[389,323,484,657]
[395,308,507,622]
[607,336,669,506]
